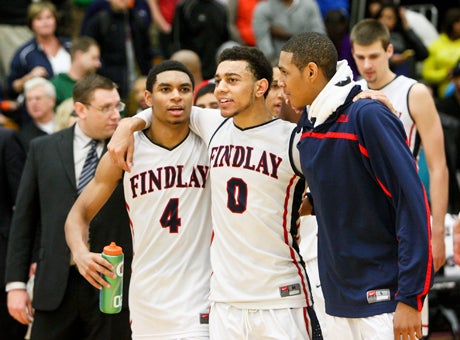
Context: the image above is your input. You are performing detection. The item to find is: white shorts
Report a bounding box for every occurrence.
[209,302,321,339]
[325,313,395,340]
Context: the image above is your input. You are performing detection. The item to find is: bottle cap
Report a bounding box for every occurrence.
[103,242,122,255]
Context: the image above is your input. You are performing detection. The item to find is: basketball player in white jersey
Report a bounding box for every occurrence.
[108,47,323,339]
[65,60,212,339]
[350,18,448,338]
[351,18,448,272]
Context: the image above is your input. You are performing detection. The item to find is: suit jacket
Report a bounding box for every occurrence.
[16,121,47,153]
[6,125,132,311]
[0,128,25,290]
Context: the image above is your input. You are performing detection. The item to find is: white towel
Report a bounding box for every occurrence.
[308,60,355,127]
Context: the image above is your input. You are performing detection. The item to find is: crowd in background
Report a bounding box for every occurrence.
[1,0,460,339]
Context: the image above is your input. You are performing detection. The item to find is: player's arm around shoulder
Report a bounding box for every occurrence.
[65,153,123,290]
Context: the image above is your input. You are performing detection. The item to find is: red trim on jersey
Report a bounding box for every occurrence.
[283,175,312,307]
[418,185,433,310]
[375,177,393,198]
[301,131,358,141]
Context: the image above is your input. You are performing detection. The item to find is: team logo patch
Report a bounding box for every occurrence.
[200,313,209,324]
[366,289,390,304]
[279,283,301,297]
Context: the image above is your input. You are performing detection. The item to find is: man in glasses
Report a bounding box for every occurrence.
[5,73,132,340]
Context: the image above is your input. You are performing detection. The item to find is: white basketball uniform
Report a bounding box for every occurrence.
[358,76,419,155]
[189,107,321,339]
[123,131,212,339]
[359,76,429,337]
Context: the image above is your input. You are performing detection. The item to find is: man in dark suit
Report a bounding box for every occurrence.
[5,74,132,340]
[17,77,56,153]
[0,127,27,339]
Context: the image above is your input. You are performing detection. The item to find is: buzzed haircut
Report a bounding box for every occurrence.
[350,18,391,50]
[70,36,99,59]
[146,60,195,93]
[281,32,337,81]
[73,73,118,104]
[217,46,273,98]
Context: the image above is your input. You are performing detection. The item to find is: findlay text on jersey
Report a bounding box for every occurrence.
[209,145,282,179]
[128,164,209,198]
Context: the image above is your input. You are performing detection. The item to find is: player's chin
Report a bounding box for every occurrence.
[219,109,237,118]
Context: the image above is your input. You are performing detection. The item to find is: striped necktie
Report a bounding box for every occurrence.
[77,139,98,194]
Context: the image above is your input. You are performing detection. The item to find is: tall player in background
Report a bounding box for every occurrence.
[108,46,322,339]
[65,61,212,339]
[351,19,448,273]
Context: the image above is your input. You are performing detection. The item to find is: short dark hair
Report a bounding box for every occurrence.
[281,32,337,80]
[217,46,273,98]
[73,73,118,104]
[146,60,195,93]
[350,18,391,50]
[70,36,99,60]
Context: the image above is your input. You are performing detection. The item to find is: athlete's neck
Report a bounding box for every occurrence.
[146,122,190,149]
[233,100,273,129]
[368,71,397,90]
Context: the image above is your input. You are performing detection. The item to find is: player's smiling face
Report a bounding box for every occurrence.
[214,60,257,118]
[147,70,193,126]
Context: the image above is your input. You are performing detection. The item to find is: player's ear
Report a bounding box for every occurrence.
[255,78,269,98]
[144,90,153,107]
[73,101,87,119]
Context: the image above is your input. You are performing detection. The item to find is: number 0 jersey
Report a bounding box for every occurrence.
[123,131,212,339]
[190,107,311,309]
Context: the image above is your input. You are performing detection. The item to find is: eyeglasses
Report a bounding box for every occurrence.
[85,102,126,114]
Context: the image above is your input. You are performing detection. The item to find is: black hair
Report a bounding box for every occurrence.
[146,60,195,92]
[217,46,273,98]
[281,32,337,80]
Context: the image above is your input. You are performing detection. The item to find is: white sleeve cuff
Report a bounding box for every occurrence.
[5,281,27,292]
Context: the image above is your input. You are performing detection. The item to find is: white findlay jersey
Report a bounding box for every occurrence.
[357,76,419,155]
[123,131,212,339]
[190,107,310,309]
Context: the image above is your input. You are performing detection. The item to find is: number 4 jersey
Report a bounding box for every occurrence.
[123,130,212,339]
[190,107,312,309]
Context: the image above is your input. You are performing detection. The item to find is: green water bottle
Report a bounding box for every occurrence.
[99,242,123,314]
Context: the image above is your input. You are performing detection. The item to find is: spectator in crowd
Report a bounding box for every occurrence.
[365,0,439,48]
[375,3,428,78]
[170,49,204,87]
[125,76,148,116]
[148,0,179,58]
[51,36,101,107]
[0,0,33,82]
[194,82,218,109]
[0,127,27,340]
[252,0,325,65]
[81,0,154,99]
[316,0,349,19]
[171,0,229,80]
[265,66,285,117]
[422,7,460,98]
[17,77,56,153]
[54,98,78,131]
[7,1,71,98]
[324,9,359,80]
[5,74,132,340]
[227,0,257,46]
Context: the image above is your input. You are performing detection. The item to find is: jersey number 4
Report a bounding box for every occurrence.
[160,198,181,233]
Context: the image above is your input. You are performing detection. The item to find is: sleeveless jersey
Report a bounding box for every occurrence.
[190,107,311,309]
[357,76,419,155]
[123,131,212,339]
